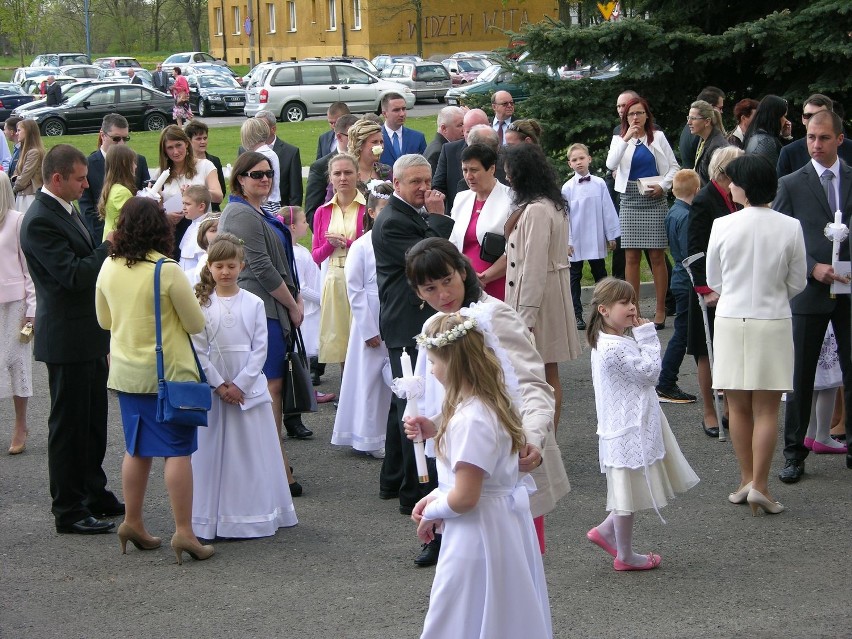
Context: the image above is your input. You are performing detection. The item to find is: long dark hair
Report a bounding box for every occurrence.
[744,94,788,145]
[502,144,564,211]
[405,238,482,307]
[111,197,174,266]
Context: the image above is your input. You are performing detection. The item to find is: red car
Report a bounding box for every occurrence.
[441,58,490,86]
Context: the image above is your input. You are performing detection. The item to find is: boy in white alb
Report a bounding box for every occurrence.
[179,184,212,283]
[561,143,620,329]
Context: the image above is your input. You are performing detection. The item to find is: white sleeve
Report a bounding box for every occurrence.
[191,308,226,389]
[232,295,269,393]
[345,241,380,342]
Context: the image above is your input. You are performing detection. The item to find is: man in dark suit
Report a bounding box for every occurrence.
[379,93,426,166]
[432,108,489,213]
[20,144,123,535]
[152,63,169,92]
[424,106,464,173]
[775,110,852,481]
[254,110,303,207]
[315,101,350,161]
[372,155,453,565]
[490,90,515,144]
[304,114,358,228]
[78,113,150,242]
[127,68,143,85]
[44,76,62,106]
[777,94,852,178]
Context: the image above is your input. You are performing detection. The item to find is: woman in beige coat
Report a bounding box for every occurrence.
[11,120,44,212]
[503,143,581,431]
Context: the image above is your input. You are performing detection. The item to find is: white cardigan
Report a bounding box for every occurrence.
[448,182,514,251]
[605,131,679,194]
[706,207,807,320]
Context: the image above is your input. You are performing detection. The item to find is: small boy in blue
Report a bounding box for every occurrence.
[656,170,701,403]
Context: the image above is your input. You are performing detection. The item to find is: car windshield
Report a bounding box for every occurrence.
[64,88,102,106]
[457,59,487,73]
[477,65,502,82]
[198,75,240,88]
[167,55,191,63]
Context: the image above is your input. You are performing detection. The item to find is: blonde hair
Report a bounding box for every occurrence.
[195,232,244,306]
[690,99,725,134]
[97,144,137,220]
[423,314,525,459]
[347,119,382,162]
[566,142,589,159]
[240,117,271,150]
[708,145,744,181]
[15,120,45,182]
[672,169,700,199]
[183,184,211,209]
[586,277,638,349]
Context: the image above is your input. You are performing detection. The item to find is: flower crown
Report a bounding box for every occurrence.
[366,179,392,200]
[416,318,478,349]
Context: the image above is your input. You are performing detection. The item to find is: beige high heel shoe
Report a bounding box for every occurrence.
[117,522,162,553]
[746,488,785,516]
[727,481,753,504]
[171,532,215,565]
[8,429,28,455]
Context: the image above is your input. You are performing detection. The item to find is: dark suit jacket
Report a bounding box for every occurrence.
[775,160,852,314]
[424,132,448,173]
[152,70,170,92]
[238,138,303,206]
[777,138,852,178]
[316,129,335,161]
[19,191,111,363]
[78,149,150,242]
[371,194,454,348]
[206,153,226,212]
[687,181,733,289]
[304,150,336,229]
[379,126,427,166]
[694,128,730,186]
[129,75,142,85]
[433,138,464,213]
[45,82,62,106]
[679,124,699,169]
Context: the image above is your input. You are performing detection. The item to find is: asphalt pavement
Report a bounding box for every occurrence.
[0,298,848,639]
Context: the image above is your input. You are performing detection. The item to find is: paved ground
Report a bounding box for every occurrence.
[1,300,848,639]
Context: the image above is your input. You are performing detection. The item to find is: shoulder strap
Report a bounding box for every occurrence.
[154,258,207,385]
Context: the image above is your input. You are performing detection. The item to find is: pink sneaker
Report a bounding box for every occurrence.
[804,437,814,450]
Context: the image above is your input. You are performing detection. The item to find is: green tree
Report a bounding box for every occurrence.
[0,0,45,65]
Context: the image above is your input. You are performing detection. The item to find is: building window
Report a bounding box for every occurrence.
[233,6,241,34]
[352,0,361,29]
[267,3,276,32]
[327,0,336,30]
[287,1,296,30]
[214,7,223,35]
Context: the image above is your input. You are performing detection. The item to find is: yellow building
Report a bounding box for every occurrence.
[208,0,559,66]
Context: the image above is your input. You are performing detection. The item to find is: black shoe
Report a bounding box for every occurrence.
[90,502,125,518]
[702,421,719,438]
[399,504,414,516]
[285,422,314,439]
[414,537,441,567]
[654,321,666,331]
[576,318,587,331]
[656,385,697,404]
[779,459,805,484]
[289,481,303,497]
[311,372,321,386]
[56,516,115,535]
[379,489,399,500]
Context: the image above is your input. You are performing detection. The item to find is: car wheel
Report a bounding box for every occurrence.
[198,100,208,117]
[437,96,446,103]
[282,102,306,123]
[41,118,66,137]
[144,112,168,131]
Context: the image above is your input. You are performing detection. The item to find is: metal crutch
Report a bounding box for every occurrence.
[683,252,726,442]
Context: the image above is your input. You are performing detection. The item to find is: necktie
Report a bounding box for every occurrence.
[578,175,591,183]
[821,170,838,212]
[70,204,93,246]
[392,131,401,158]
[497,122,504,144]
[695,137,706,166]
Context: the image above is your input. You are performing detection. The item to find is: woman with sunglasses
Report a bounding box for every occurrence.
[218,151,309,495]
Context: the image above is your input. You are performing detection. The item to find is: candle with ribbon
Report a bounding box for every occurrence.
[824,210,849,297]
[392,348,429,483]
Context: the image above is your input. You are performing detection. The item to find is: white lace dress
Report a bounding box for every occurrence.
[814,325,842,391]
[591,323,699,515]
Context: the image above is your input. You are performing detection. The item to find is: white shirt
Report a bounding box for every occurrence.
[812,157,841,211]
[384,123,402,146]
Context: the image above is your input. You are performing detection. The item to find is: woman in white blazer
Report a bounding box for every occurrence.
[705,155,806,516]
[447,144,513,300]
[606,97,679,328]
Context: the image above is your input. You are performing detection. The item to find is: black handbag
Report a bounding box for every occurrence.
[284,327,317,414]
[479,231,506,263]
[154,259,211,427]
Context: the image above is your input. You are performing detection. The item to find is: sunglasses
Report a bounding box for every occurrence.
[241,170,275,179]
[106,135,131,142]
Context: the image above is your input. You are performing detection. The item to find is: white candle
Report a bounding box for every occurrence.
[152,168,170,193]
[400,348,413,378]
[835,210,843,226]
[400,348,428,483]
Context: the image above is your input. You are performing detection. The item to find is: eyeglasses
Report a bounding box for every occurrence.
[493,101,514,107]
[686,116,708,121]
[241,170,275,179]
[802,111,822,120]
[627,111,646,118]
[106,135,131,142]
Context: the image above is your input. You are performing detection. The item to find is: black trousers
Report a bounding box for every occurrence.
[46,357,117,526]
[380,346,436,508]
[784,301,852,462]
[569,259,607,317]
[611,239,676,311]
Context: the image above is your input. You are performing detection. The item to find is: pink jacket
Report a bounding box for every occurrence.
[311,199,366,265]
[0,209,36,316]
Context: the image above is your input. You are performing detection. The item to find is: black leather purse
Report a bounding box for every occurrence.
[284,328,318,414]
[479,232,506,263]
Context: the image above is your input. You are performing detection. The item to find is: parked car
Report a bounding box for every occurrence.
[97,67,154,88]
[0,83,36,120]
[20,75,77,96]
[244,61,414,122]
[24,83,173,136]
[94,57,142,69]
[162,52,226,74]
[379,61,451,102]
[370,54,421,74]
[444,64,534,106]
[12,80,114,117]
[242,61,281,87]
[12,67,61,85]
[184,62,242,84]
[441,57,490,85]
[303,56,379,75]
[185,73,245,117]
[31,53,91,67]
[449,51,495,60]
[59,64,102,80]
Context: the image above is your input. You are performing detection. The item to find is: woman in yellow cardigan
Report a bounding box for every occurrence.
[96,197,212,565]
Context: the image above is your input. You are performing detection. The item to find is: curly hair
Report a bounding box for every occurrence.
[347,119,382,162]
[502,143,564,211]
[110,197,174,267]
[195,232,244,307]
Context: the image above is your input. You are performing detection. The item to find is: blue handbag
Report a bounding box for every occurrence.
[153,258,211,427]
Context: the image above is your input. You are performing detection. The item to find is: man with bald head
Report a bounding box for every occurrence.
[424,106,464,172]
[491,90,515,144]
[433,108,490,212]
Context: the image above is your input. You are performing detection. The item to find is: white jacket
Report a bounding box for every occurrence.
[448,182,514,251]
[606,131,679,194]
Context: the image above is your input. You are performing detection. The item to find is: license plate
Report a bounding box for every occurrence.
[231,100,244,106]
[427,82,441,86]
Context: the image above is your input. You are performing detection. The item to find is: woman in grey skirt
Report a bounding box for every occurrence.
[606,97,679,328]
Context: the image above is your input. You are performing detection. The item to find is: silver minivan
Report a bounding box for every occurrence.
[244,61,415,122]
[379,61,451,102]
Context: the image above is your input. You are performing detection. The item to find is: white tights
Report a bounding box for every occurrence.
[806,388,846,449]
